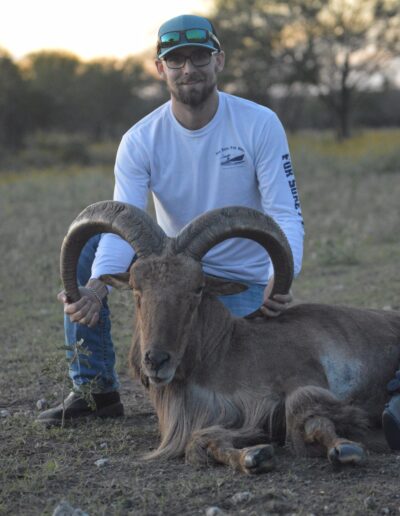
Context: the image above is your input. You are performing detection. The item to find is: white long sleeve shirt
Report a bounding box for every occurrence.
[91,91,304,285]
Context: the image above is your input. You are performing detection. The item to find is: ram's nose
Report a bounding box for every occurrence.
[144,350,171,371]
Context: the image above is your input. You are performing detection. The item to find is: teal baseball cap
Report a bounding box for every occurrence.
[157,15,221,59]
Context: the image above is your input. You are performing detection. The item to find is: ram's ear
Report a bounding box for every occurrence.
[204,275,248,296]
[99,272,132,290]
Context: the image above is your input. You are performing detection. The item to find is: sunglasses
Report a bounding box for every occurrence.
[159,28,221,50]
[162,49,219,69]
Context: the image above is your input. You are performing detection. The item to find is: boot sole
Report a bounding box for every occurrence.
[36,402,124,428]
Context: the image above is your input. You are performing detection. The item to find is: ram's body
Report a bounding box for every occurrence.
[62,201,400,473]
[126,253,400,468]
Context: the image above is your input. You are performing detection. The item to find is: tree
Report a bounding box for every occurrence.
[211,0,400,138]
[210,0,285,106]
[120,55,165,129]
[18,51,159,139]
[74,56,161,139]
[74,59,132,139]
[22,51,81,131]
[280,0,400,138]
[0,49,29,149]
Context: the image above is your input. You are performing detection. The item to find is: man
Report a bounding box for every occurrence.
[37,14,303,426]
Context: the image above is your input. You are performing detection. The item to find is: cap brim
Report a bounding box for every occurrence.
[158,42,216,59]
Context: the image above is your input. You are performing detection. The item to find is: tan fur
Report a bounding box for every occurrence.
[119,254,400,471]
[144,381,283,461]
[66,202,400,471]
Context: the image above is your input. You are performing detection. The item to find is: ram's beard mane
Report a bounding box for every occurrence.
[145,381,285,460]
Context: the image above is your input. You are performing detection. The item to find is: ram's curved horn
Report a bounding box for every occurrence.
[60,200,167,303]
[174,206,294,301]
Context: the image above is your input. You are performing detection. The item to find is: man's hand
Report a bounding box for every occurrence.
[57,279,108,328]
[260,276,293,318]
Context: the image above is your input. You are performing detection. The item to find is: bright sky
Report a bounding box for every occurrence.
[1,0,212,61]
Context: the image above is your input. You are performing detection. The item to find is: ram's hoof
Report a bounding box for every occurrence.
[241,444,276,474]
[328,441,366,467]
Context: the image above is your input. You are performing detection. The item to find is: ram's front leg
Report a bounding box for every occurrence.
[185,426,275,474]
[208,441,275,474]
[303,416,365,466]
[286,386,367,467]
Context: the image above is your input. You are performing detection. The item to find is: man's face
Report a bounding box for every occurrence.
[156,46,225,107]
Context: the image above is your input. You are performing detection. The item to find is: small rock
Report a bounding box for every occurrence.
[52,500,88,516]
[381,509,389,515]
[120,499,134,509]
[94,458,109,467]
[231,491,253,505]
[36,399,49,411]
[383,305,393,311]
[53,501,74,515]
[99,442,108,449]
[264,499,292,513]
[282,488,296,498]
[0,409,10,418]
[205,507,225,516]
[364,496,377,509]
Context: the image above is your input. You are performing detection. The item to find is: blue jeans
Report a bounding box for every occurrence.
[65,236,265,392]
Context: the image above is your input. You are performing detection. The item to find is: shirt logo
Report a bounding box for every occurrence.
[216,145,246,168]
[221,153,245,166]
[282,153,303,223]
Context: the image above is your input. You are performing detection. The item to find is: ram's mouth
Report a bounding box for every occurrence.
[143,363,177,387]
[148,373,174,387]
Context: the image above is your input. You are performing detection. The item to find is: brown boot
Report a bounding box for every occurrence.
[35,391,124,427]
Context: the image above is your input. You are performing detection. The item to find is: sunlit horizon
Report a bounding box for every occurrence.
[1,0,212,61]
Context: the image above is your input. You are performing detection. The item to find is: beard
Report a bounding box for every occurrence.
[169,74,217,107]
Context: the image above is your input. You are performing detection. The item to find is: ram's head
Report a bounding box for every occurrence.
[60,201,293,385]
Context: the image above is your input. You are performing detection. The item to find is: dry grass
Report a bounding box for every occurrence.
[0,129,399,515]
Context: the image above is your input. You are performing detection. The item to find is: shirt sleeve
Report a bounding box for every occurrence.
[255,112,304,278]
[90,132,151,279]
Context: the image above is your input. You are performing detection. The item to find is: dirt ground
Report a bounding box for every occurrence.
[2,373,400,516]
[1,133,400,515]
